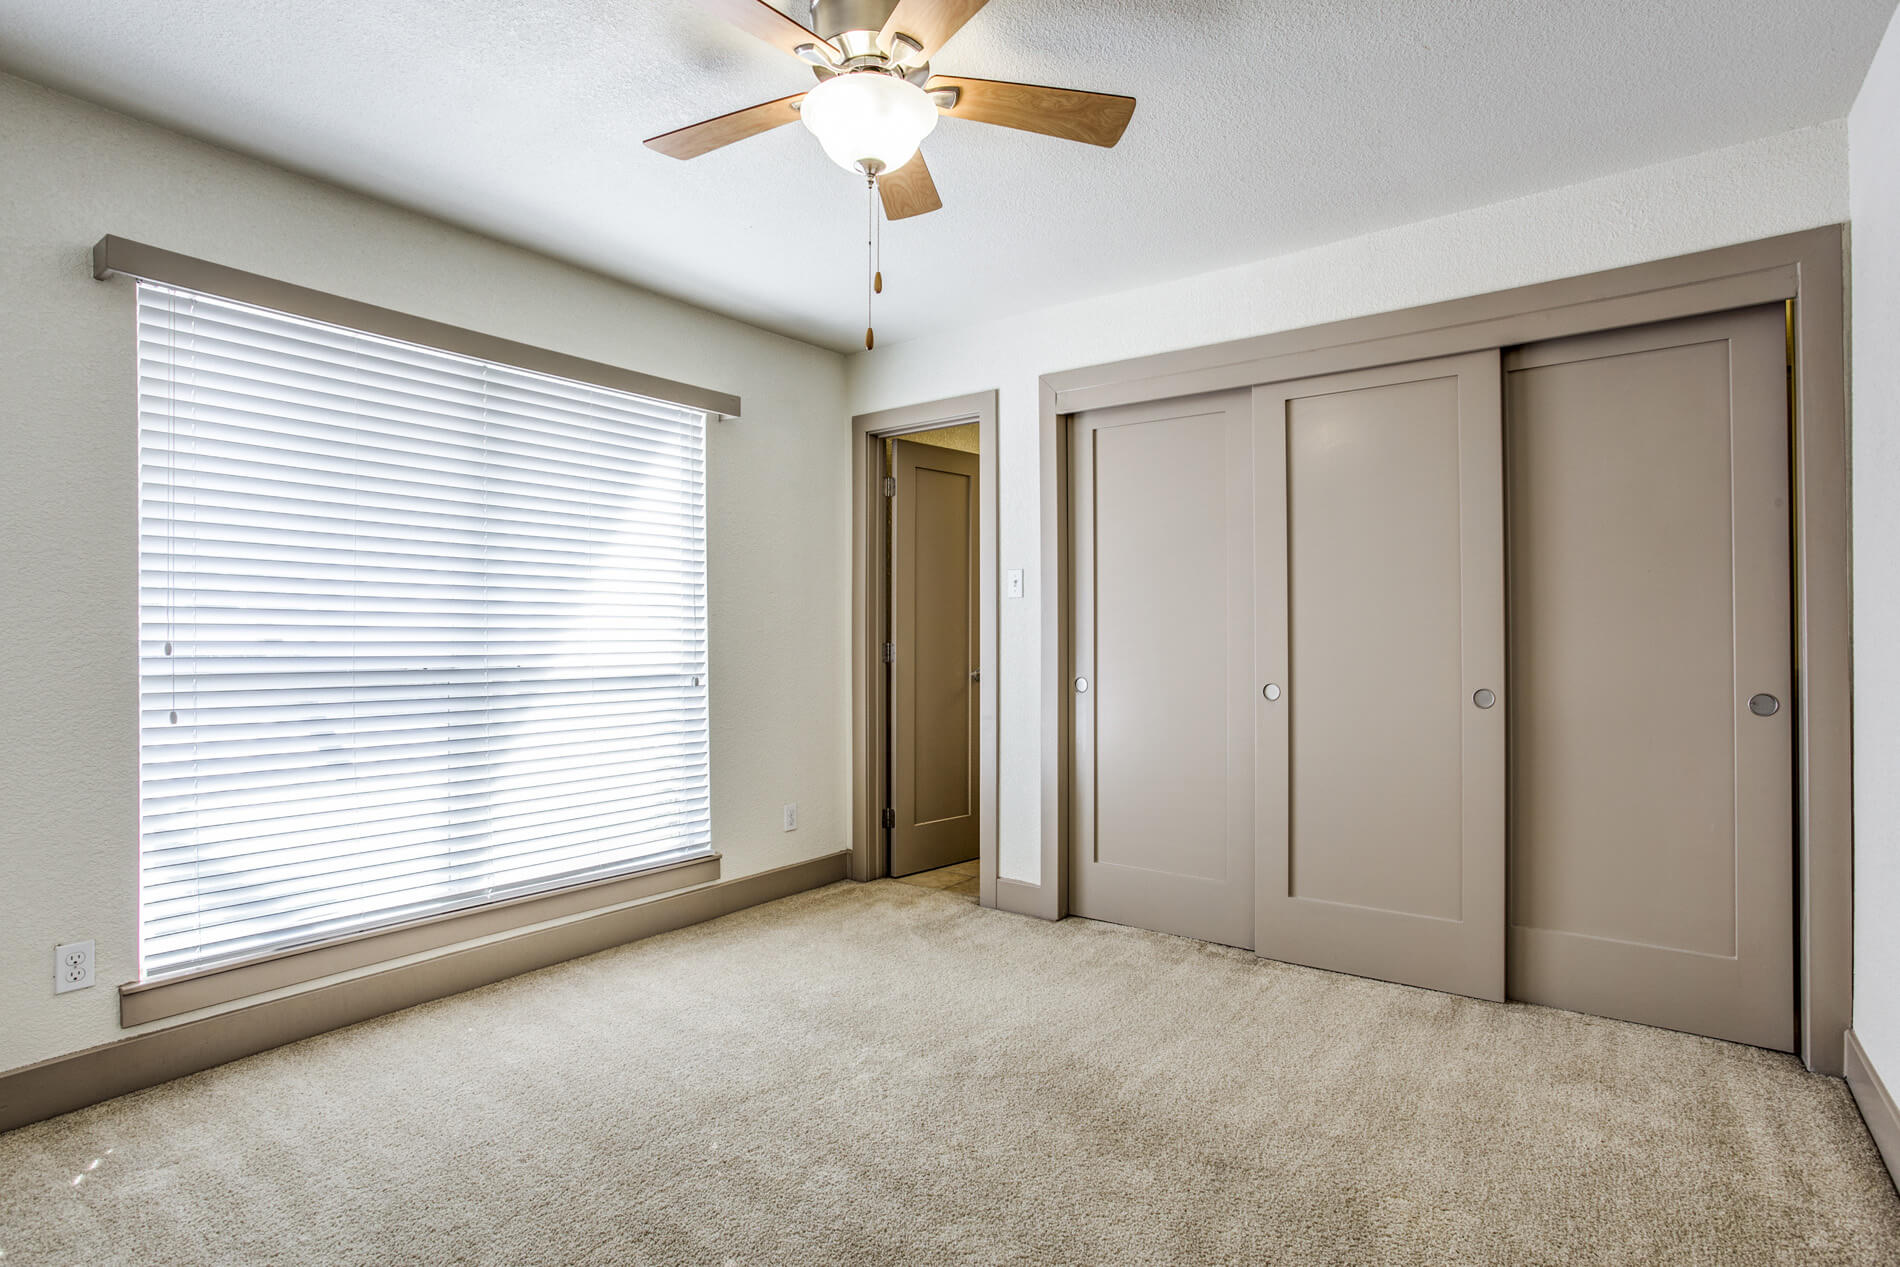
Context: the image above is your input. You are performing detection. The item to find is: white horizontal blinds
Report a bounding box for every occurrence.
[136,281,711,979]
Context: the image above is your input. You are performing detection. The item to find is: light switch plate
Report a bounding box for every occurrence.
[55,940,95,993]
[782,802,798,832]
[1007,569,1024,599]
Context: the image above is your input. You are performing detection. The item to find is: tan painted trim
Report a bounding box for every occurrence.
[121,852,721,1026]
[1034,226,1852,1074]
[1788,235,1854,1081]
[995,877,1046,917]
[0,852,846,1136]
[1042,379,1070,922]
[1845,1030,1900,1195]
[91,235,742,418]
[849,392,999,905]
[1044,253,1805,414]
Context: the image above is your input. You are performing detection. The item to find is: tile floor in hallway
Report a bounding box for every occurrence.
[891,859,979,900]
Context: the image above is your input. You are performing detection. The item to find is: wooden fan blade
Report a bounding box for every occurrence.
[879,153,942,220]
[928,76,1136,147]
[702,0,840,60]
[879,0,990,61]
[644,93,806,160]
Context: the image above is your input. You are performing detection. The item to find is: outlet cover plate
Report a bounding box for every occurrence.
[782,802,798,832]
[55,939,95,993]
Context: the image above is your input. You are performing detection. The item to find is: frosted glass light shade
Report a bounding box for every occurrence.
[800,71,939,175]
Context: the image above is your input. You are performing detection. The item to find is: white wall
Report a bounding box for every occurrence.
[0,73,851,1074]
[1851,6,1900,1081]
[849,121,1852,886]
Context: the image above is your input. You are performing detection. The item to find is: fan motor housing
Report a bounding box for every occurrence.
[811,0,900,42]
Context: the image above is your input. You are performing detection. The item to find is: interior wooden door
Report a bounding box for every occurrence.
[1504,305,1794,1051]
[889,438,979,877]
[1069,390,1255,949]
[1254,351,1506,1000]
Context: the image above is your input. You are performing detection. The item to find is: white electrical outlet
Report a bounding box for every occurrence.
[782,802,798,832]
[1007,569,1025,599]
[55,940,95,994]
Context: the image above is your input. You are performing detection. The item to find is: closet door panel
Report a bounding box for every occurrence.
[1069,390,1255,949]
[1504,305,1793,1051]
[1255,351,1505,1001]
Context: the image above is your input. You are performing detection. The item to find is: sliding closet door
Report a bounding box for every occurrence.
[1254,352,1505,1000]
[1069,390,1255,949]
[1505,306,1793,1051]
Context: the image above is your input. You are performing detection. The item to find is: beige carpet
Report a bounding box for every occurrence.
[892,859,981,899]
[2,880,1896,1265]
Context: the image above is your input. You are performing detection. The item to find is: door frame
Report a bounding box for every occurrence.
[851,391,999,904]
[1029,226,1851,1075]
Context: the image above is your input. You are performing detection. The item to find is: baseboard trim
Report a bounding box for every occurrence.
[1845,1029,1900,1194]
[995,877,1055,920]
[0,850,848,1135]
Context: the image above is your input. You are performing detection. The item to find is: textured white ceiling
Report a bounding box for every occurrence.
[0,0,1892,352]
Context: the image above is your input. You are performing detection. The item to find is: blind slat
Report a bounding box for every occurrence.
[137,281,712,980]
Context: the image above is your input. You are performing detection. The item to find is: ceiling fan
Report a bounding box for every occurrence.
[645,0,1138,222]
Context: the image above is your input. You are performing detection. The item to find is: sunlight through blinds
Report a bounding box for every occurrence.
[136,281,711,979]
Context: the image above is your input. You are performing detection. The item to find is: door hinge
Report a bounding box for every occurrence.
[882,806,895,829]
[882,642,894,663]
[882,476,896,497]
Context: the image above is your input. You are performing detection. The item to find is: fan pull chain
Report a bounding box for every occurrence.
[865,175,876,351]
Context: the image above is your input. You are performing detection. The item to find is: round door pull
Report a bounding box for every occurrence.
[1262,683,1282,701]
[1074,677,1089,694]
[1473,688,1497,710]
[1749,693,1780,717]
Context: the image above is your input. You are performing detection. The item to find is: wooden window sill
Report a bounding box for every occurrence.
[119,852,720,1026]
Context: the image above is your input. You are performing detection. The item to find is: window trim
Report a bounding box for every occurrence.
[120,851,721,1026]
[92,235,741,419]
[107,240,732,1023]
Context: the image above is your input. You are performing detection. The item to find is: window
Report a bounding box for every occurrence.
[136,282,711,980]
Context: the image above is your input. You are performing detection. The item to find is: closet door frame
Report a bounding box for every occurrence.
[1023,227,1850,1077]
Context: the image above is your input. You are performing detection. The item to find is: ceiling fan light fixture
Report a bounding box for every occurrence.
[799,70,938,176]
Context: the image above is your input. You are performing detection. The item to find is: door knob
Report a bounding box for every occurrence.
[1262,683,1282,701]
[1473,689,1497,710]
[1075,677,1089,693]
[1749,693,1780,717]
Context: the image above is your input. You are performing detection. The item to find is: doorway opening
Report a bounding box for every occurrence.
[851,393,999,904]
[885,427,981,893]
